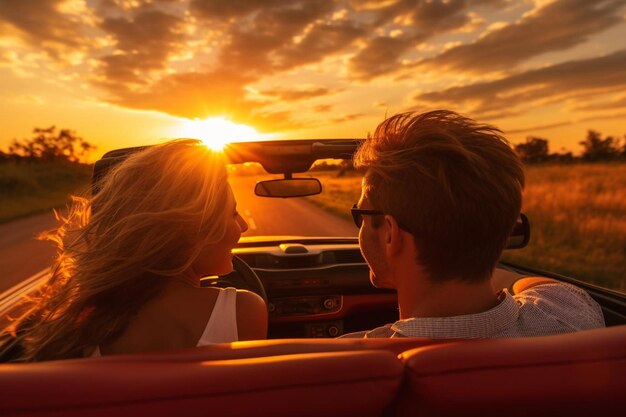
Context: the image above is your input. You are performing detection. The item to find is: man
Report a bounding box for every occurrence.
[343,110,604,338]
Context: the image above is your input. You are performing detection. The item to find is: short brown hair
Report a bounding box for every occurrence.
[354,110,525,282]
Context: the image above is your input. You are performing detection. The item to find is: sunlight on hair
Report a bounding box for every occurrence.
[175,117,264,151]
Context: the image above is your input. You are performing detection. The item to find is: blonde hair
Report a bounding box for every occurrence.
[1,140,231,362]
[354,111,525,282]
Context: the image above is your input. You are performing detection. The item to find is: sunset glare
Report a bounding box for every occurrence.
[176,118,263,151]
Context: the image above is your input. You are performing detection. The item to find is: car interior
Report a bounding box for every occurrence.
[2,139,625,417]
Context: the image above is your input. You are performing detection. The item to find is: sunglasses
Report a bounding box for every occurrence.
[351,203,384,228]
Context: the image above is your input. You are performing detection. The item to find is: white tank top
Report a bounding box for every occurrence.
[90,287,238,357]
[196,287,239,345]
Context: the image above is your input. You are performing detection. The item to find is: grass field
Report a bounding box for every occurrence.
[307,164,626,292]
[501,163,626,291]
[0,161,92,223]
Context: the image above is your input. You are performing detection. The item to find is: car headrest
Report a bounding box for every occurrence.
[396,325,626,417]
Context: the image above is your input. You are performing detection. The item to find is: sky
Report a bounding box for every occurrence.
[1,0,626,159]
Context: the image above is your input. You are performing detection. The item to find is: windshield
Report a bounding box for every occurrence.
[232,165,360,238]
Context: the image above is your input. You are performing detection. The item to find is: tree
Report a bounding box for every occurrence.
[579,130,619,162]
[514,136,550,164]
[337,159,354,176]
[548,150,574,163]
[310,161,340,172]
[8,126,95,163]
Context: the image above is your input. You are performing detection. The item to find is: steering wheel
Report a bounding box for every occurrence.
[201,255,268,305]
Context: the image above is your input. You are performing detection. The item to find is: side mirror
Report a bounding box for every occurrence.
[505,213,530,249]
[254,178,322,198]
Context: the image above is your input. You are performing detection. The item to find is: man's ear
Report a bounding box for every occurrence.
[383,215,403,256]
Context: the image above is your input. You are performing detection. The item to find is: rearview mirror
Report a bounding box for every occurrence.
[255,178,322,198]
[505,213,530,249]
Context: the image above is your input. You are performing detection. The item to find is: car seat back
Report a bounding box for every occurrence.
[395,325,626,417]
[1,349,403,417]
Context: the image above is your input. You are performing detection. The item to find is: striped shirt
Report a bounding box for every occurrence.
[341,283,605,339]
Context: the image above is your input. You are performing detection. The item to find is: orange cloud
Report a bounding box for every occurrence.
[419,0,626,74]
[1,0,625,137]
[413,49,626,119]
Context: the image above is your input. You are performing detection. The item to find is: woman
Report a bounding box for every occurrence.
[0,140,267,362]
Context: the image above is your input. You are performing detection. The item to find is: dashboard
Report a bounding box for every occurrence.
[202,238,399,338]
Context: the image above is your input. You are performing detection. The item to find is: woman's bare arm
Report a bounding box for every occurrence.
[492,268,558,295]
[236,290,268,340]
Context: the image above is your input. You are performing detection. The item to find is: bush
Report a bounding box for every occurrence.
[0,161,92,223]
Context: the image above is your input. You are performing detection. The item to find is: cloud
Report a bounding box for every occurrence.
[0,0,93,60]
[98,0,355,128]
[95,1,343,129]
[421,0,626,74]
[101,10,184,54]
[191,0,291,19]
[208,1,357,74]
[414,49,626,117]
[506,121,573,134]
[2,0,625,137]
[347,0,511,80]
[274,22,365,70]
[507,110,626,132]
[106,69,302,131]
[314,104,333,112]
[260,87,338,102]
[579,110,626,124]
[10,94,45,105]
[98,0,184,13]
[349,36,415,79]
[98,10,186,84]
[573,95,626,112]
[411,0,471,34]
[331,112,365,123]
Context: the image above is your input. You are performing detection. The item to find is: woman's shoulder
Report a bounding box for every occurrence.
[236,289,267,309]
[233,289,268,340]
[195,287,263,317]
[193,286,263,306]
[161,281,222,306]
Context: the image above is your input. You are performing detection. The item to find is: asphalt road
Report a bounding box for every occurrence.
[0,176,357,293]
[0,212,59,294]
[231,176,357,237]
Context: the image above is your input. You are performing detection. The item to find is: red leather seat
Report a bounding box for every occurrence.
[395,325,626,417]
[87,337,442,363]
[2,328,623,416]
[0,350,403,417]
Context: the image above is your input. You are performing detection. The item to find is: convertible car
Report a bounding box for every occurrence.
[1,138,624,417]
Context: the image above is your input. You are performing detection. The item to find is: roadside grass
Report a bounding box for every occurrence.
[305,172,362,223]
[501,163,626,292]
[0,161,92,223]
[308,164,626,292]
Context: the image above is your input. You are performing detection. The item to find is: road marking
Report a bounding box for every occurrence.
[0,268,49,317]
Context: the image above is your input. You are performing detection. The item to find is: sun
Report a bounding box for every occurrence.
[175,117,263,151]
